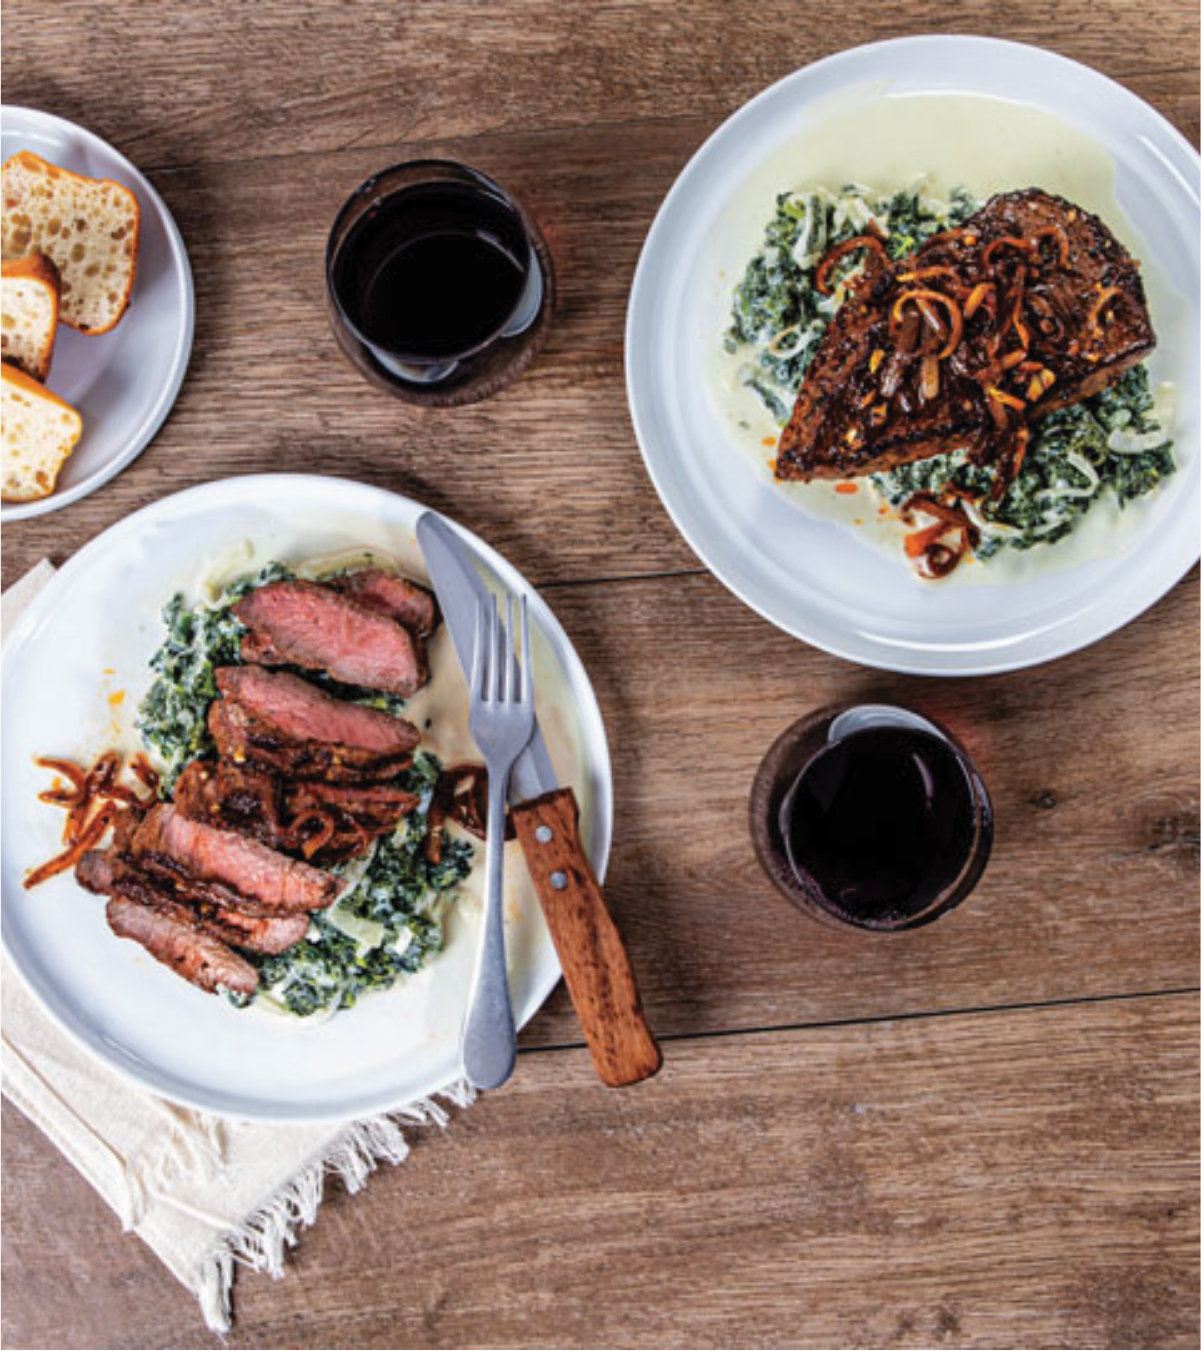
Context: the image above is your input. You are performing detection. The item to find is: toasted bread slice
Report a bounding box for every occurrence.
[1,150,140,335]
[1,253,61,379]
[1,360,83,501]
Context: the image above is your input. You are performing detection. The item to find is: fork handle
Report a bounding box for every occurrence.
[461,762,517,1091]
[512,788,662,1087]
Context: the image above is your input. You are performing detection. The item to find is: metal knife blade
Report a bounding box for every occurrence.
[416,511,558,803]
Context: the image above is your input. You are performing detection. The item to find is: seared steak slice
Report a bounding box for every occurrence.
[211,667,418,782]
[105,895,260,997]
[132,804,338,913]
[775,189,1156,482]
[79,849,308,955]
[217,666,419,755]
[331,569,439,637]
[209,700,414,785]
[234,580,428,696]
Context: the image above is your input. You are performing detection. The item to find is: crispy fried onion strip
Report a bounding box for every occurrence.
[901,493,981,580]
[424,763,514,864]
[27,751,161,889]
[814,232,890,295]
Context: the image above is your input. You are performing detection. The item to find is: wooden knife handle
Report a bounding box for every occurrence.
[510,787,662,1087]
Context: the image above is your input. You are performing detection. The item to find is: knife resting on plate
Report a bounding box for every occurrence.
[416,512,662,1088]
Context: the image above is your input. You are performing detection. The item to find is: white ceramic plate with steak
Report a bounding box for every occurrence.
[626,36,1199,674]
[0,475,612,1121]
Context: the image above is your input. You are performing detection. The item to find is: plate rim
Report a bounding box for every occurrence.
[0,473,613,1122]
[625,34,1201,676]
[1,104,196,522]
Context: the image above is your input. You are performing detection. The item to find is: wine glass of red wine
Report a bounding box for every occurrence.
[325,160,553,406]
[750,705,993,931]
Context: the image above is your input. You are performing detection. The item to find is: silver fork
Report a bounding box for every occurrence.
[462,591,535,1090]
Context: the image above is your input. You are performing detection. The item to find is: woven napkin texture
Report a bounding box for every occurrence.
[1,561,474,1333]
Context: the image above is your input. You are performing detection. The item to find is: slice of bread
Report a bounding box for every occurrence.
[1,361,83,502]
[1,253,61,380]
[2,150,140,335]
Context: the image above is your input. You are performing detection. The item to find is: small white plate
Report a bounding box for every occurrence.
[2,106,194,520]
[626,37,1200,675]
[0,476,612,1122]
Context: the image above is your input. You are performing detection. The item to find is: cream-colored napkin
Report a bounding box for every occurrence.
[1,562,474,1333]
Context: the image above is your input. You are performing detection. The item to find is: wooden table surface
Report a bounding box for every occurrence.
[2,3,1198,1347]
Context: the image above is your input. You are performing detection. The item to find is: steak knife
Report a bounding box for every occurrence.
[416,512,661,1087]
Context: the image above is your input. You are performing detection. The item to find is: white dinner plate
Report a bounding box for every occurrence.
[0,476,612,1122]
[1,106,194,520]
[626,37,1200,675]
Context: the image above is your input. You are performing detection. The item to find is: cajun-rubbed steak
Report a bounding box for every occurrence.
[131,804,339,914]
[332,569,439,637]
[78,849,308,955]
[210,667,418,783]
[104,895,260,996]
[234,579,428,696]
[774,189,1156,483]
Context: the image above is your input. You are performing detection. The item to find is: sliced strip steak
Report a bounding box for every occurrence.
[217,666,419,754]
[234,579,428,696]
[331,569,439,637]
[79,849,308,955]
[105,896,260,997]
[211,668,417,783]
[132,804,338,913]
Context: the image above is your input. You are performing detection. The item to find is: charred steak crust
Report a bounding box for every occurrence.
[774,189,1156,483]
[233,579,429,697]
[104,895,260,996]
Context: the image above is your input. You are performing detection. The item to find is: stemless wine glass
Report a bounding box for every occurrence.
[325,160,554,407]
[749,704,993,931]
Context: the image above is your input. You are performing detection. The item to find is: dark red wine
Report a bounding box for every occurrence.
[781,726,979,927]
[331,182,528,360]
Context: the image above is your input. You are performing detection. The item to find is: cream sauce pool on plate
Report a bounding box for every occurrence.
[704,89,1176,586]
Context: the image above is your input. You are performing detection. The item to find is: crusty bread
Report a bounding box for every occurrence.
[1,360,83,502]
[1,253,61,380]
[2,150,140,335]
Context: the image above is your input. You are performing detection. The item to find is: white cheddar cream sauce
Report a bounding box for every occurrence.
[704,88,1177,585]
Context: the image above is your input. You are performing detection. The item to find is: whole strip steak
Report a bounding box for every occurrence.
[774,189,1156,484]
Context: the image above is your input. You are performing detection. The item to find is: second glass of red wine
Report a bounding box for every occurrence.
[750,704,993,931]
[326,160,553,406]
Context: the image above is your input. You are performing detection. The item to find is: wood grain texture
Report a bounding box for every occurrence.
[2,0,1197,168]
[515,564,1200,1047]
[513,787,662,1085]
[1,1,1198,1346]
[4,995,1198,1349]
